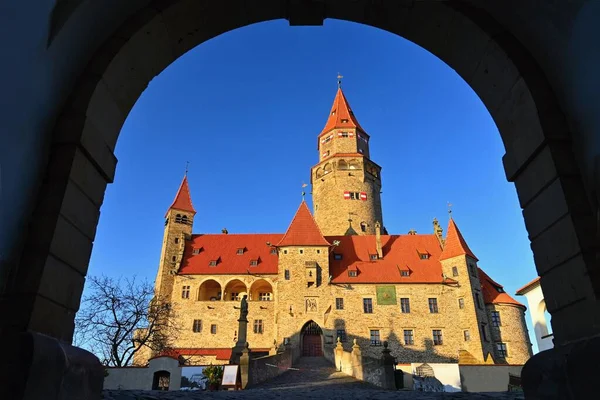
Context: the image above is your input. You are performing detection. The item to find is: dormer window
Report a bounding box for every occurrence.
[400,270,410,277]
[209,260,218,267]
[270,248,277,255]
[333,253,342,260]
[192,248,202,255]
[250,259,259,266]
[341,118,349,123]
[369,254,378,261]
[495,286,505,293]
[419,253,430,260]
[348,270,357,277]
[340,131,349,137]
[236,248,244,255]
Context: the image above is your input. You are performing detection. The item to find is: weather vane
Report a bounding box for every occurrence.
[447,202,453,217]
[185,161,190,176]
[337,72,343,88]
[301,182,308,200]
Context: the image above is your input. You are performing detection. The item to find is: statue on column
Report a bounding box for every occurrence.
[230,295,250,364]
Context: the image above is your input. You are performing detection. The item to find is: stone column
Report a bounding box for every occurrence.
[351,338,362,380]
[380,341,396,390]
[335,337,343,371]
[229,295,249,364]
[239,342,250,389]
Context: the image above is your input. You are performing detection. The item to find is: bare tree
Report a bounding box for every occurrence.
[74,275,180,367]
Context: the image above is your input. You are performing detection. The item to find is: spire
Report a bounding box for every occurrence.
[165,175,196,217]
[277,201,330,246]
[439,218,478,261]
[320,87,365,135]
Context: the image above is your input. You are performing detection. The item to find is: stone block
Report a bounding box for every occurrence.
[539,256,594,314]
[522,178,569,239]
[549,295,600,345]
[85,80,126,151]
[37,255,86,313]
[49,215,94,277]
[28,294,77,342]
[530,215,584,275]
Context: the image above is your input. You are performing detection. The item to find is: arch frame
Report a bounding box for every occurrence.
[3,0,597,372]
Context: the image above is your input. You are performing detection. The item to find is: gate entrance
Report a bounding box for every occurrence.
[301,321,323,357]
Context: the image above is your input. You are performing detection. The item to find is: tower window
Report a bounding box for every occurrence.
[172,256,176,262]
[464,330,471,341]
[458,298,465,309]
[343,191,367,201]
[284,269,290,280]
[475,292,483,309]
[175,214,182,223]
[481,324,488,341]
[496,343,508,358]
[339,131,349,138]
[175,238,179,244]
[211,324,217,334]
[181,215,188,224]
[299,249,304,254]
[491,311,501,327]
[283,249,288,254]
[316,249,321,254]
[341,118,349,123]
[360,222,367,232]
[452,266,459,276]
[470,265,477,277]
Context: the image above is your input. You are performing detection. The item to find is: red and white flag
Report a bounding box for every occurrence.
[360,192,367,200]
[343,191,350,199]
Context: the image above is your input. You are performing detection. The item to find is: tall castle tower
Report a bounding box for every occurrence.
[154,175,196,301]
[311,83,384,236]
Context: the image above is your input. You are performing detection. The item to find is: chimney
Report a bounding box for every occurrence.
[375,221,383,259]
[222,228,229,234]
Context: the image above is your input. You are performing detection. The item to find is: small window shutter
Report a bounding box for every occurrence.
[343,191,350,199]
[360,192,367,200]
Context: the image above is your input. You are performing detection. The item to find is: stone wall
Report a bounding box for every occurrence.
[487,304,533,364]
[332,339,395,389]
[246,347,293,387]
[459,365,523,392]
[104,357,181,391]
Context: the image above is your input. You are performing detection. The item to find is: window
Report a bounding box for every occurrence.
[283,249,288,254]
[334,253,342,260]
[335,298,344,310]
[259,292,272,301]
[211,324,217,334]
[496,342,508,358]
[299,249,304,254]
[496,286,505,293]
[360,222,367,232]
[192,248,201,255]
[337,329,347,342]
[470,265,477,277]
[369,254,378,261]
[363,298,373,313]
[341,118,349,123]
[419,253,430,260]
[464,330,471,341]
[433,330,443,345]
[270,248,277,255]
[400,270,410,277]
[192,319,202,333]
[230,292,240,301]
[475,293,483,309]
[249,259,258,266]
[488,311,501,327]
[236,248,244,255]
[428,298,439,313]
[340,131,349,137]
[175,238,179,244]
[253,320,263,334]
[400,298,410,313]
[209,260,218,267]
[284,270,290,280]
[181,286,190,299]
[350,192,360,200]
[172,256,176,262]
[175,214,182,223]
[181,215,188,224]
[403,330,414,345]
[316,249,321,254]
[348,270,357,277]
[458,298,465,309]
[481,324,488,341]
[452,266,459,277]
[370,329,381,346]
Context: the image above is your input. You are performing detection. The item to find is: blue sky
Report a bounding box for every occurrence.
[86,19,541,352]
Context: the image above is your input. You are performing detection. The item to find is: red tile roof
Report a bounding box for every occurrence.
[178,234,282,275]
[478,268,525,308]
[515,276,541,295]
[165,175,196,217]
[439,218,478,261]
[328,234,446,284]
[276,201,330,247]
[319,88,366,136]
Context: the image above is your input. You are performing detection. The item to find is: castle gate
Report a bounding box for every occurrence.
[301,321,323,357]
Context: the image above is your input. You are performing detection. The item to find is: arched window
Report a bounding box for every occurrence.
[348,160,360,170]
[174,238,179,244]
[316,168,323,178]
[323,163,332,174]
[360,222,367,232]
[175,214,182,223]
[338,160,348,170]
[181,215,188,225]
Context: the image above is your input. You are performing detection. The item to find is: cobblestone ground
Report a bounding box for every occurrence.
[103,357,525,400]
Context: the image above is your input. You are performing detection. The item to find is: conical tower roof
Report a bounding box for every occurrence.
[439,218,478,261]
[277,201,330,246]
[319,87,366,136]
[165,175,196,217]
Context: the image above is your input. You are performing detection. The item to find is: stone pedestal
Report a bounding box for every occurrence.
[380,341,396,390]
[1,329,104,400]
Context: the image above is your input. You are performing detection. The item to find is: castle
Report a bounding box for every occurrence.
[139,86,533,366]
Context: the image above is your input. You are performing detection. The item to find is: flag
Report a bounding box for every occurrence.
[302,183,308,188]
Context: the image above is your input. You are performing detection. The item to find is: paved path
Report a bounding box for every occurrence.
[103,357,526,399]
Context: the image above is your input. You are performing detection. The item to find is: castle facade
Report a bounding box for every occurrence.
[139,86,532,366]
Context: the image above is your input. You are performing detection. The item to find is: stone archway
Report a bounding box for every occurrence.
[2,1,600,399]
[301,320,323,357]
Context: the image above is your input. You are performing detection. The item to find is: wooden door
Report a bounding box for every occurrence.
[303,334,323,357]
